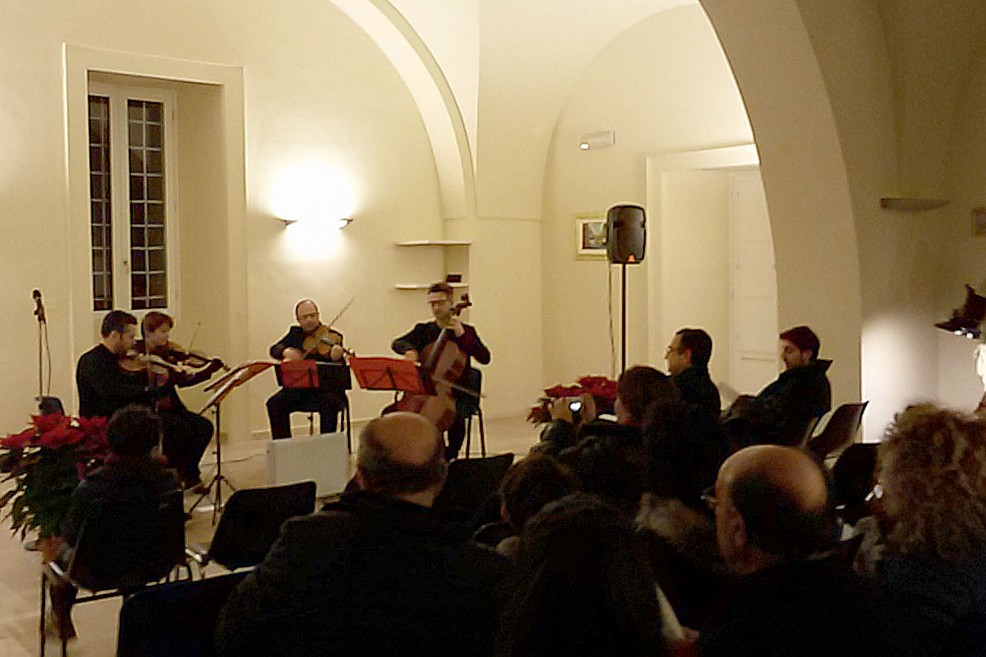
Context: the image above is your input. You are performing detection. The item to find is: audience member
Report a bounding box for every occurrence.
[722,325,832,447]
[698,445,877,656]
[485,455,579,558]
[538,366,674,455]
[495,493,667,657]
[665,328,721,417]
[636,399,729,629]
[215,412,511,657]
[877,404,986,656]
[52,405,179,640]
[558,435,643,514]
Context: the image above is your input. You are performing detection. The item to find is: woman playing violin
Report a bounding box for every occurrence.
[266,299,349,439]
[391,281,490,460]
[139,311,223,493]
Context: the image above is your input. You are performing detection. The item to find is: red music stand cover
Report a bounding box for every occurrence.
[348,356,433,395]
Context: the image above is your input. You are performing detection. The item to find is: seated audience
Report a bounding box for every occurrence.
[636,399,729,630]
[484,455,579,558]
[558,435,644,515]
[538,366,674,455]
[699,445,878,656]
[665,327,721,418]
[877,404,986,656]
[215,412,511,657]
[495,493,667,657]
[52,405,179,640]
[722,325,832,447]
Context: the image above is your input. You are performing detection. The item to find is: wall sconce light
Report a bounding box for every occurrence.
[935,284,986,339]
[278,216,353,229]
[579,131,615,151]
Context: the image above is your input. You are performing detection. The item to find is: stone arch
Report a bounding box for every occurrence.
[699,0,863,401]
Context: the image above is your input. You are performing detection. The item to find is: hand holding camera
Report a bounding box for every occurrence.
[549,393,596,426]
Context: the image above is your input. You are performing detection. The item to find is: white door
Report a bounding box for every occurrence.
[728,170,778,398]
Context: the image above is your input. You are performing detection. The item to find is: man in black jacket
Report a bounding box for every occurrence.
[665,327,721,417]
[266,299,349,438]
[76,310,161,418]
[216,412,510,657]
[723,325,832,447]
[699,445,878,656]
[392,281,490,460]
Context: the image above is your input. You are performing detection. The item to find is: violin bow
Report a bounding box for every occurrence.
[325,297,355,329]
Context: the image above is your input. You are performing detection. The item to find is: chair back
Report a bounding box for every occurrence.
[806,401,868,460]
[67,489,185,592]
[207,480,317,570]
[433,452,514,513]
[118,570,248,657]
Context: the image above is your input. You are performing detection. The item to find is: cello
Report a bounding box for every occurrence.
[385,294,473,433]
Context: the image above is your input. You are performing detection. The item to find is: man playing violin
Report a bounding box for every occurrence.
[139,311,223,493]
[77,310,164,419]
[392,282,490,460]
[266,299,348,439]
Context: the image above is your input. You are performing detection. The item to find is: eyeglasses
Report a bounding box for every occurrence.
[701,487,717,510]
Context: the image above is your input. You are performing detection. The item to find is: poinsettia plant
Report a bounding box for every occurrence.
[0,413,110,539]
[527,375,619,425]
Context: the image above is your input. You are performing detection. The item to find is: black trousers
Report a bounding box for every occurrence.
[159,409,213,483]
[266,388,344,439]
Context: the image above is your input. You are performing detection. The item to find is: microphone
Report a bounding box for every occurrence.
[32,289,46,323]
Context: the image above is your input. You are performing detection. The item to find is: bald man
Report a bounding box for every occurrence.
[216,413,511,657]
[699,445,880,656]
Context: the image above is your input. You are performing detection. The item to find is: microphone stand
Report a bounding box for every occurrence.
[33,291,46,405]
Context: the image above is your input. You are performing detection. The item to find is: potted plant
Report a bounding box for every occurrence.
[0,413,110,558]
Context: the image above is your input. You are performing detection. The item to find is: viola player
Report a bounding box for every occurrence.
[140,311,223,493]
[266,299,348,439]
[391,281,490,460]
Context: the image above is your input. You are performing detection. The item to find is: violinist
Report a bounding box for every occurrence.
[139,311,223,493]
[266,299,348,439]
[391,282,490,460]
[77,310,165,419]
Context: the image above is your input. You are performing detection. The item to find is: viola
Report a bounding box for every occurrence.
[386,294,473,433]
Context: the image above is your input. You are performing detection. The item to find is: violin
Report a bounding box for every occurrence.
[157,341,228,372]
[124,339,226,388]
[385,294,472,433]
[300,325,346,360]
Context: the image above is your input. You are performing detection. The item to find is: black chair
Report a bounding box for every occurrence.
[831,442,879,526]
[186,481,317,574]
[40,489,187,657]
[433,452,514,514]
[462,367,487,458]
[117,570,248,657]
[806,401,869,460]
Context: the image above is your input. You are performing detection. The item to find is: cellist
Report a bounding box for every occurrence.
[267,299,348,439]
[391,281,490,460]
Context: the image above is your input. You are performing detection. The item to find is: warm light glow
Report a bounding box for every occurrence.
[270,160,356,225]
[282,219,347,262]
[579,142,590,150]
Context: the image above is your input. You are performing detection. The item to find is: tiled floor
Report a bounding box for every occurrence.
[1,414,540,656]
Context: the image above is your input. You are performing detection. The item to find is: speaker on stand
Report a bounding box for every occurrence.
[606,204,646,374]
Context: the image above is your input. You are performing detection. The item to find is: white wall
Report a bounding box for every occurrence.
[541,5,752,385]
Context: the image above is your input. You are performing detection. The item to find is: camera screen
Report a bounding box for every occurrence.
[568,400,583,413]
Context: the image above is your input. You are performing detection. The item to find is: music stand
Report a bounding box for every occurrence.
[348,356,433,396]
[191,360,276,524]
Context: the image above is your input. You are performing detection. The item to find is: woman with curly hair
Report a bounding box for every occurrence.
[879,403,986,656]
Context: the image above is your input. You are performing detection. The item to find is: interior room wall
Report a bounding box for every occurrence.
[541,5,752,386]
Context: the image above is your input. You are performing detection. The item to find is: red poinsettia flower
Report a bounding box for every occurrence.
[32,412,68,434]
[2,427,36,449]
[36,418,84,448]
[543,384,584,399]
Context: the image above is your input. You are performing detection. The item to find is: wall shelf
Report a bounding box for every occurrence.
[394,240,471,290]
[396,240,471,247]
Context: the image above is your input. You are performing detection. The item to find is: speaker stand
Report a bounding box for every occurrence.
[620,262,627,374]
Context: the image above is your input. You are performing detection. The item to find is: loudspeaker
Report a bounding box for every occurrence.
[606,204,646,264]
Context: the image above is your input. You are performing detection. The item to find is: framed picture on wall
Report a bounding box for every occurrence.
[576,215,607,257]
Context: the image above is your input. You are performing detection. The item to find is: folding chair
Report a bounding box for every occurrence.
[186,480,317,574]
[462,368,487,458]
[40,489,187,657]
[117,570,248,657]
